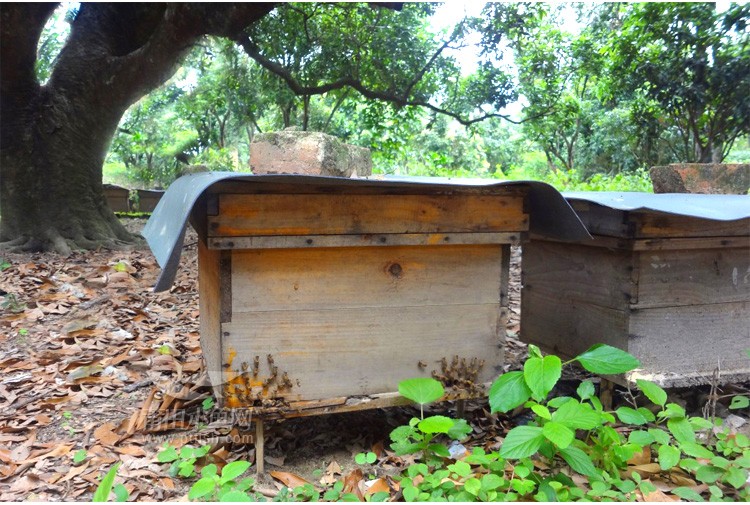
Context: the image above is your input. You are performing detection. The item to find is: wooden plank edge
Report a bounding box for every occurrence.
[528,233,749,251]
[208,232,526,250]
[221,384,496,420]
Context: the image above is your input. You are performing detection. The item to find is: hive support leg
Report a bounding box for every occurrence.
[599,379,614,411]
[255,419,265,475]
[455,399,466,419]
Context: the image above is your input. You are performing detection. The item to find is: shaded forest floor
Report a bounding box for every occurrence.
[0,219,747,501]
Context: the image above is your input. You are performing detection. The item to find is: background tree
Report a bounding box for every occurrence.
[0,3,274,254]
[1,3,525,253]
[597,2,750,163]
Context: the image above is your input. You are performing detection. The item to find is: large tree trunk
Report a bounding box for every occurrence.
[0,3,274,253]
[0,85,134,253]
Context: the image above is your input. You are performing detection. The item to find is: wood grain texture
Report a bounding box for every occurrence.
[222,304,504,400]
[635,247,750,308]
[209,193,528,237]
[208,232,522,250]
[628,301,750,385]
[198,240,224,400]
[520,290,630,361]
[522,241,637,309]
[230,245,504,313]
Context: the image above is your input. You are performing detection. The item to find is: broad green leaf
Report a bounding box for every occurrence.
[628,430,654,446]
[398,378,444,405]
[481,473,504,492]
[574,344,640,374]
[73,449,87,464]
[559,446,598,478]
[488,371,532,414]
[636,379,667,406]
[499,426,545,459]
[528,344,543,359]
[113,484,128,502]
[427,443,451,458]
[448,460,472,478]
[524,355,562,401]
[724,467,749,489]
[637,407,656,422]
[220,460,251,482]
[547,396,574,409]
[202,463,218,478]
[577,380,595,400]
[659,402,686,419]
[672,487,705,501]
[648,428,671,445]
[93,463,121,503]
[695,465,724,484]
[403,484,420,502]
[667,417,695,443]
[464,477,481,496]
[447,418,472,440]
[418,415,454,434]
[189,477,216,500]
[616,406,649,425]
[658,444,680,471]
[157,445,178,463]
[551,399,601,430]
[729,395,749,409]
[531,404,552,420]
[542,421,575,449]
[679,441,714,459]
[219,491,253,502]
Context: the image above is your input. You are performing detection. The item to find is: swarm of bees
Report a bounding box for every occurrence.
[222,353,296,409]
[429,355,486,397]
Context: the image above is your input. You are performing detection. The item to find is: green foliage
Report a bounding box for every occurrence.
[354,451,377,465]
[398,377,445,419]
[73,449,87,465]
[157,443,211,478]
[188,461,257,501]
[92,463,128,502]
[389,345,750,502]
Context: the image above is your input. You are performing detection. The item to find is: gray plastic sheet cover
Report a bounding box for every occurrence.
[564,191,750,221]
[143,173,590,291]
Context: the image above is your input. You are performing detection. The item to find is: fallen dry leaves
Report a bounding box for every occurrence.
[0,226,208,501]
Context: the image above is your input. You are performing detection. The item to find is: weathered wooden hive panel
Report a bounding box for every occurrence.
[522,193,750,387]
[144,173,589,418]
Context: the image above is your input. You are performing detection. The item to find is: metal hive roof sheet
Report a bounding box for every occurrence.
[143,173,590,291]
[563,191,750,221]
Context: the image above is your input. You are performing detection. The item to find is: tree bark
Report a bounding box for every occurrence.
[0,2,274,253]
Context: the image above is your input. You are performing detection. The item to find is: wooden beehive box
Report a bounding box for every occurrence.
[522,193,750,387]
[103,184,130,212]
[191,179,533,416]
[136,189,165,212]
[144,174,589,418]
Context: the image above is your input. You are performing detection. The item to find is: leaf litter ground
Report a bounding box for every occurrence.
[1,218,747,501]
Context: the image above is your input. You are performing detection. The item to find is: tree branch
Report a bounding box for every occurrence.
[237,35,524,126]
[0,3,57,96]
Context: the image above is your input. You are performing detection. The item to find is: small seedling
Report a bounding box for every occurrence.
[355,451,377,465]
[92,463,128,502]
[188,461,256,501]
[157,443,211,478]
[73,449,87,464]
[398,377,444,419]
[201,397,215,411]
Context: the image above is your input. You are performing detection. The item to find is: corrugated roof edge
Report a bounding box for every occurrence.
[564,191,750,221]
[143,173,590,292]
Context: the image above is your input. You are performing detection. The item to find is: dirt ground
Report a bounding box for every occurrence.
[1,218,747,501]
